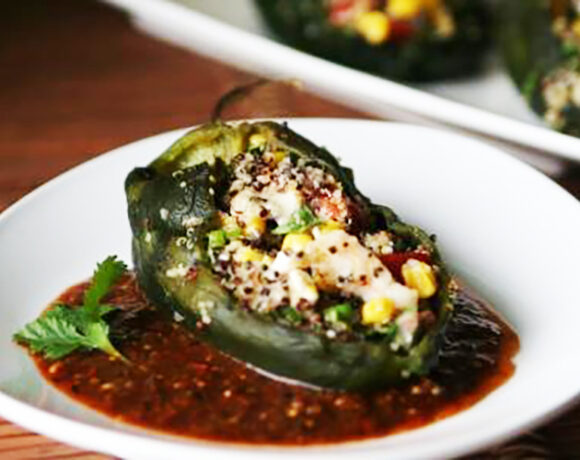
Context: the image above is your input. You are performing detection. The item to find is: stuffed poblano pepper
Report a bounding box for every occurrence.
[254,0,490,81]
[126,121,454,390]
[501,0,580,136]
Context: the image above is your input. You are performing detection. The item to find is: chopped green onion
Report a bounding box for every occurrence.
[225,226,242,239]
[323,303,354,324]
[365,322,398,339]
[272,206,320,235]
[281,306,302,325]
[207,229,227,249]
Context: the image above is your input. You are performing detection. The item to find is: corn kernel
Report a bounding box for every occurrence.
[245,216,266,238]
[387,0,424,20]
[282,233,313,253]
[220,213,237,228]
[237,247,266,263]
[401,259,437,299]
[361,298,395,325]
[272,150,286,163]
[248,133,267,151]
[432,7,455,37]
[317,220,344,233]
[355,11,391,45]
[572,19,580,37]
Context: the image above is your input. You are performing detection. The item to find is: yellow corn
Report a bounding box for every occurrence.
[221,214,238,231]
[248,133,267,151]
[361,298,395,325]
[572,19,580,37]
[272,150,286,163]
[237,247,266,263]
[282,233,313,253]
[402,259,437,299]
[355,11,391,45]
[317,220,343,233]
[245,216,266,238]
[387,0,424,20]
[431,6,455,37]
[220,213,234,226]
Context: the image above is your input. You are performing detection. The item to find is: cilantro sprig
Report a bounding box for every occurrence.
[272,206,320,235]
[14,256,128,361]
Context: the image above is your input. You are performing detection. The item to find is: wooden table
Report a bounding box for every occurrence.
[2,1,580,458]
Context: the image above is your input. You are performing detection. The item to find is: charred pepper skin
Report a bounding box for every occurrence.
[500,0,580,137]
[254,0,490,82]
[126,121,454,390]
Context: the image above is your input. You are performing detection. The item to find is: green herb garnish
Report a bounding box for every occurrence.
[207,229,227,249]
[225,226,242,239]
[14,256,128,361]
[280,306,303,325]
[272,206,320,235]
[208,225,242,249]
[323,303,354,324]
[365,322,399,340]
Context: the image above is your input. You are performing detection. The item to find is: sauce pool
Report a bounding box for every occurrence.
[34,274,518,445]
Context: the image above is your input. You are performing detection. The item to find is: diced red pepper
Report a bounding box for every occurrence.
[379,251,431,282]
[328,0,356,25]
[389,19,416,41]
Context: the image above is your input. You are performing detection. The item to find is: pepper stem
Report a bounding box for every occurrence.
[211,78,303,122]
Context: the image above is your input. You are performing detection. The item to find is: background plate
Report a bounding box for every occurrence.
[102,0,579,171]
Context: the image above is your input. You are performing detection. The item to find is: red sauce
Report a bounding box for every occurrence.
[33,274,518,445]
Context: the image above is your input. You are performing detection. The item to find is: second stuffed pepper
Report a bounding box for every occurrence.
[255,0,490,81]
[501,0,580,136]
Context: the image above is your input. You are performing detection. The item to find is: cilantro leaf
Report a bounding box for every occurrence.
[13,256,128,362]
[83,256,127,310]
[272,206,320,235]
[14,305,88,359]
[82,320,124,361]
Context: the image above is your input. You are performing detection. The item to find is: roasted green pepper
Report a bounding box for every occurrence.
[501,0,580,136]
[254,0,490,82]
[126,121,454,390]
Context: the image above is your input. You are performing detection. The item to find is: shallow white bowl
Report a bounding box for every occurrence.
[1,119,579,459]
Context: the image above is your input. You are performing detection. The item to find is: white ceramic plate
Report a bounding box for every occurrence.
[102,0,580,170]
[1,119,580,460]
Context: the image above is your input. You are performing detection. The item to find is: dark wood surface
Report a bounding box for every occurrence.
[1,0,580,458]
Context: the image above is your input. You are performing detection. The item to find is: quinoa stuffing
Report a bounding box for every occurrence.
[204,132,439,349]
